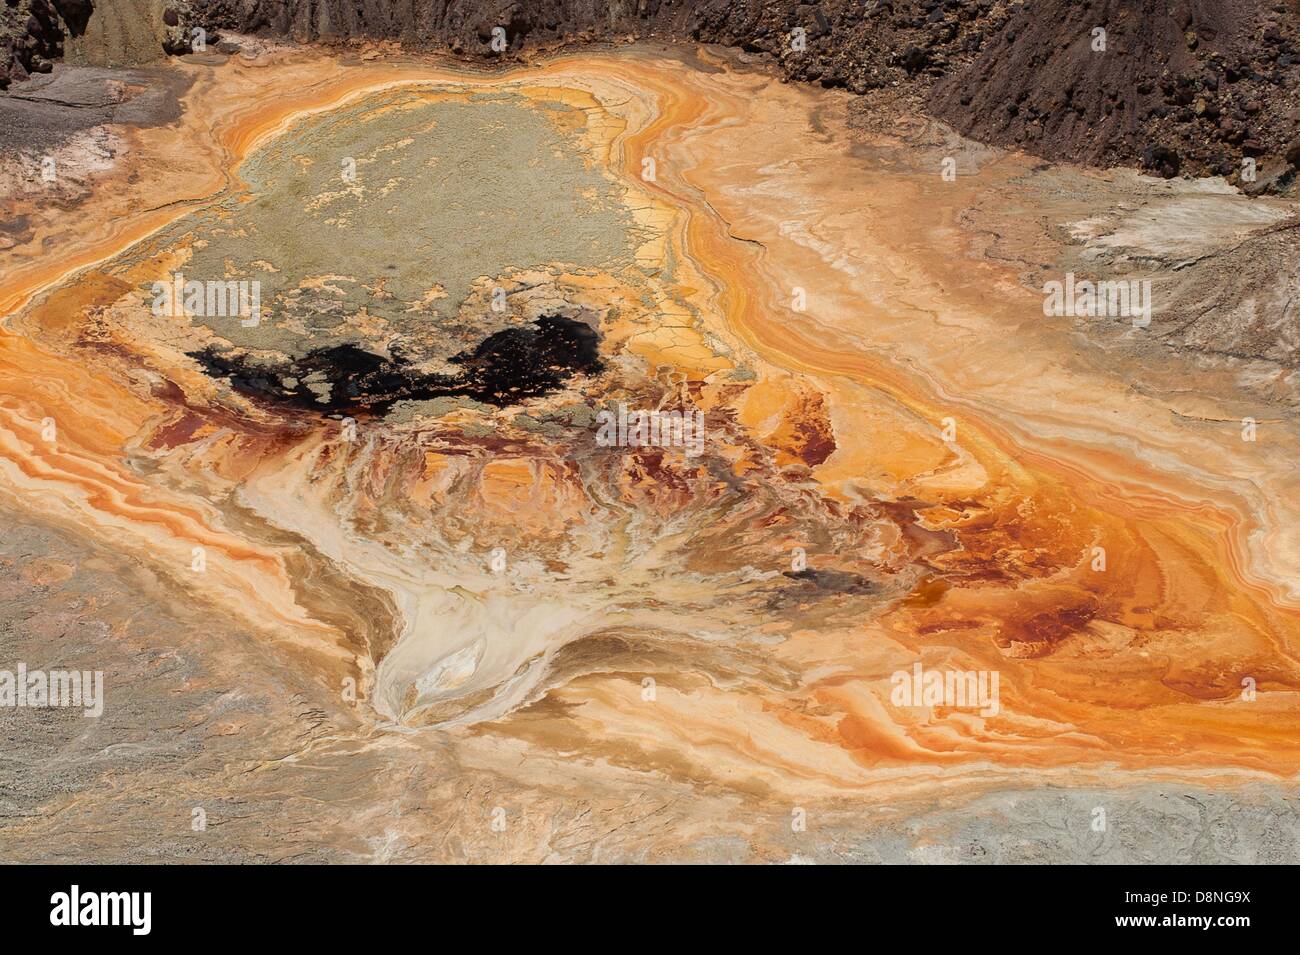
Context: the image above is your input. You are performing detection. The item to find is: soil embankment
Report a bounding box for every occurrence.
[5,2,1299,183]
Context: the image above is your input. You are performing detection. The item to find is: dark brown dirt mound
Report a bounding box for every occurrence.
[684,0,1015,93]
[189,0,1300,184]
[930,0,1300,182]
[6,1,1299,186]
[193,0,1011,91]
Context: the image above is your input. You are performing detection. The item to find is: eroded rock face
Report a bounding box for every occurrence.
[192,0,1006,83]
[189,0,1298,183]
[52,0,93,35]
[0,0,66,87]
[5,2,1297,182]
[0,0,214,82]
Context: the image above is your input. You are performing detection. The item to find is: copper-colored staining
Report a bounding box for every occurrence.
[1,45,1298,830]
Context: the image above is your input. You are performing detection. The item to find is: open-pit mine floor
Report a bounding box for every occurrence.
[1,42,1298,863]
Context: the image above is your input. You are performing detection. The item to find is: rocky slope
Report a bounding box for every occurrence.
[1,0,203,86]
[199,0,1300,184]
[931,0,1300,187]
[4,2,1298,183]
